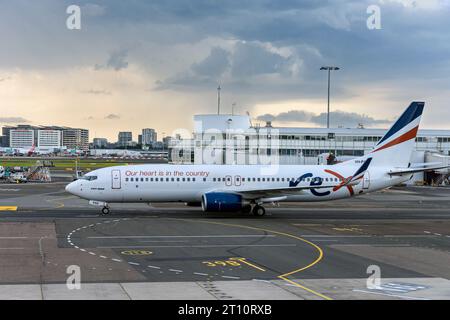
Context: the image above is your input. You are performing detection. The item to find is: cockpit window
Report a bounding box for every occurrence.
[81,175,98,181]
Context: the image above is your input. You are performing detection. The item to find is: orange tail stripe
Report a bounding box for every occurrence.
[372,126,418,153]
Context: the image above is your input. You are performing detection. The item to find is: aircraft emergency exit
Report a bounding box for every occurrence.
[66,102,448,216]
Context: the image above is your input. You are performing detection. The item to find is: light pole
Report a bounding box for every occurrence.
[217,85,221,115]
[320,66,340,129]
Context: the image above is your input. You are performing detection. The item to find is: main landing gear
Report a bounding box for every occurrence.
[252,205,266,217]
[242,204,266,216]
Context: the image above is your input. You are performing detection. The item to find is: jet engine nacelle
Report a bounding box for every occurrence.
[201,192,244,212]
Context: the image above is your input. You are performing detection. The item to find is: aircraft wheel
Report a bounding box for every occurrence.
[252,205,266,217]
[101,207,110,215]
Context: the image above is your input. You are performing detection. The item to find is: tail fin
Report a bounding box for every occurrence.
[369,101,424,167]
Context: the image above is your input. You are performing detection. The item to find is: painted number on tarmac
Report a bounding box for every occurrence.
[202,260,241,267]
[121,250,152,256]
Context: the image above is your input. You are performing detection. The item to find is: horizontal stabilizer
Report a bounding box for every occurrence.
[389,165,450,176]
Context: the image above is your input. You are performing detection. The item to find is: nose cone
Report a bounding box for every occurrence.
[65,181,77,195]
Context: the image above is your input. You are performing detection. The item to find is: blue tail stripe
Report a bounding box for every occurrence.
[377,102,424,146]
[353,157,372,178]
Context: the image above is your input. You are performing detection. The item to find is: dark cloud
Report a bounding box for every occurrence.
[157,41,301,90]
[0,117,30,124]
[104,114,120,120]
[191,47,230,78]
[231,42,296,77]
[95,50,129,71]
[257,109,391,127]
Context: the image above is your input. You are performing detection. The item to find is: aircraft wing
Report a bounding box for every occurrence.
[389,165,450,176]
[214,157,373,200]
[210,183,341,200]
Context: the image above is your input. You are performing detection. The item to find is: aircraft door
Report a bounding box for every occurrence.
[111,170,121,189]
[362,171,370,190]
[234,175,242,186]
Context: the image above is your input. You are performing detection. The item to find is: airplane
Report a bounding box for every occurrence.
[66,102,449,216]
[0,144,35,156]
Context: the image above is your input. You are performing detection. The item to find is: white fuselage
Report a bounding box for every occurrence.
[65,159,410,204]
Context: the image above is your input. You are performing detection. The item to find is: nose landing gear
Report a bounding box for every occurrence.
[101,206,110,215]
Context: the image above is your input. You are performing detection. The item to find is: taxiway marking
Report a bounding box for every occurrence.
[88,235,276,239]
[174,218,332,301]
[0,206,18,211]
[230,257,266,272]
[96,244,296,249]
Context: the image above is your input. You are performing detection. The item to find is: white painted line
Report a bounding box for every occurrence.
[221,276,240,279]
[112,259,122,262]
[424,231,431,234]
[252,279,272,283]
[193,272,209,276]
[148,265,161,269]
[0,237,28,239]
[434,233,442,236]
[97,244,296,249]
[79,249,86,252]
[138,240,188,243]
[99,255,108,259]
[74,246,79,249]
[128,262,140,266]
[89,252,96,256]
[301,235,372,238]
[169,269,183,273]
[89,235,276,239]
[352,289,430,300]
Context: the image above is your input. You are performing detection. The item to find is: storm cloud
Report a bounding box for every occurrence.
[257,109,391,128]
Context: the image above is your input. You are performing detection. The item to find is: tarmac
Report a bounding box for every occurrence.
[0,182,449,300]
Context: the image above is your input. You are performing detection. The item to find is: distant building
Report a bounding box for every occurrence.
[118,132,133,147]
[10,129,34,148]
[142,128,157,146]
[61,128,89,151]
[93,138,108,149]
[38,130,62,148]
[2,125,89,151]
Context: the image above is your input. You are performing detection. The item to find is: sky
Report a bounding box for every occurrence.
[0,0,450,141]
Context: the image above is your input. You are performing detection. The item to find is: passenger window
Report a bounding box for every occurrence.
[130,178,134,182]
[203,178,206,182]
[166,178,169,182]
[125,178,129,182]
[213,178,216,182]
[192,178,195,182]
[172,178,175,182]
[257,178,261,182]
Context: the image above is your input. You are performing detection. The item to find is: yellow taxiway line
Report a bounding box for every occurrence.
[230,257,266,272]
[0,206,18,211]
[176,219,333,300]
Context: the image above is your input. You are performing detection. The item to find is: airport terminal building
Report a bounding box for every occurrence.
[169,114,450,184]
